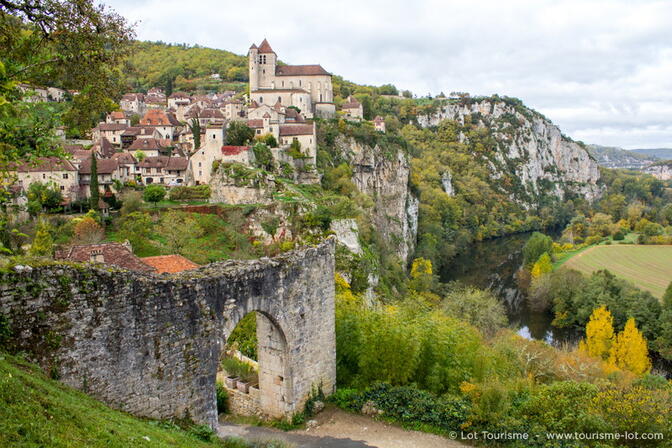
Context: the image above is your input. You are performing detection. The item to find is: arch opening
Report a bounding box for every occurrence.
[216,311,292,419]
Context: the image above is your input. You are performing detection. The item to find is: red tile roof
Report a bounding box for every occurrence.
[141,255,199,273]
[55,242,155,273]
[275,64,330,76]
[279,124,314,136]
[140,109,179,126]
[78,157,119,175]
[257,38,274,54]
[98,123,128,131]
[138,156,188,171]
[128,138,163,151]
[109,111,126,120]
[247,119,264,128]
[12,157,77,173]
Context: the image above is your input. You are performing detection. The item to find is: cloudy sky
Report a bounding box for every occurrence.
[105,0,672,149]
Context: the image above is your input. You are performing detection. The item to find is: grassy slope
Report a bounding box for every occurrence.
[0,353,233,448]
[561,245,672,298]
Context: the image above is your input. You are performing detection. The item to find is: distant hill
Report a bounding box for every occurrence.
[630,148,672,159]
[123,41,248,94]
[586,144,656,169]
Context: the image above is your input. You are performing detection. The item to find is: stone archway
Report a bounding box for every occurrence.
[0,239,337,428]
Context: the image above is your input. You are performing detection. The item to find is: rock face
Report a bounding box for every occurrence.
[418,99,602,205]
[644,162,672,180]
[330,219,363,255]
[0,240,336,428]
[334,136,418,264]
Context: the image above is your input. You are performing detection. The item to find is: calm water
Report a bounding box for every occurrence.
[440,232,672,377]
[440,232,579,347]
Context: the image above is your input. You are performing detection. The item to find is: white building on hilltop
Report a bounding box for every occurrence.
[248,39,336,119]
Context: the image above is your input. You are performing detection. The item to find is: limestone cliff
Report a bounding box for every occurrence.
[418,98,602,206]
[644,162,672,181]
[334,136,418,265]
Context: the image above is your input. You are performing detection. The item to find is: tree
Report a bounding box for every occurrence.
[118,211,152,254]
[226,121,254,146]
[143,184,166,206]
[409,258,435,292]
[442,286,507,337]
[158,210,197,254]
[26,181,63,212]
[609,318,651,375]
[89,151,99,211]
[189,117,201,150]
[252,143,274,171]
[531,252,553,278]
[655,282,672,360]
[73,216,104,244]
[135,150,146,162]
[119,190,143,216]
[579,305,614,361]
[522,232,553,267]
[29,219,53,256]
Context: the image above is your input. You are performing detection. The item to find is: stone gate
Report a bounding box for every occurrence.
[0,239,336,428]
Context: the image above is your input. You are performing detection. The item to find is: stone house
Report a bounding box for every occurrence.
[374,116,386,132]
[341,96,364,120]
[121,126,163,149]
[106,111,131,126]
[168,92,191,109]
[127,137,166,158]
[140,109,181,140]
[11,157,79,202]
[111,152,139,182]
[138,156,189,185]
[278,123,317,161]
[188,124,226,185]
[248,39,335,119]
[222,99,245,121]
[221,146,254,165]
[78,157,121,198]
[55,242,156,272]
[120,93,145,115]
[93,123,128,146]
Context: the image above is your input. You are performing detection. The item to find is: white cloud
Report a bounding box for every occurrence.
[104,0,672,148]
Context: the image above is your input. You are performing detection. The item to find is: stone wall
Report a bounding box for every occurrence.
[0,239,336,428]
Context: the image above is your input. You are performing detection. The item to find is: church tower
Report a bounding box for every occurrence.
[248,43,259,91]
[256,39,277,89]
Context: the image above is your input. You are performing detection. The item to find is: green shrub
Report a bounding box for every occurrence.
[216,382,228,414]
[332,383,470,432]
[168,185,211,200]
[220,357,257,383]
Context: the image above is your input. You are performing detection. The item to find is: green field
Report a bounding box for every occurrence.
[562,245,672,299]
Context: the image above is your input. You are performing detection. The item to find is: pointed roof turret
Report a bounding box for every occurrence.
[249,43,258,50]
[258,38,275,54]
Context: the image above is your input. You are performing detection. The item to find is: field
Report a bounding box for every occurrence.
[562,245,672,298]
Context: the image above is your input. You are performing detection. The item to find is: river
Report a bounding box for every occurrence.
[440,231,671,377]
[439,232,580,346]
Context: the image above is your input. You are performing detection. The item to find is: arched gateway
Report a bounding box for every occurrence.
[0,239,336,428]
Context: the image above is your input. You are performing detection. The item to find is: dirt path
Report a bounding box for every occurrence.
[218,407,467,448]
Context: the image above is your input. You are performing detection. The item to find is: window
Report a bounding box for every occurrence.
[299,80,302,86]
[42,173,46,179]
[60,186,65,191]
[278,96,281,103]
[63,173,69,179]
[198,170,202,176]
[259,97,263,103]
[198,162,202,167]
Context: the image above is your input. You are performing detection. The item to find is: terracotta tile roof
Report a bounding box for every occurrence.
[63,144,84,153]
[249,43,258,50]
[121,126,142,136]
[279,124,314,136]
[140,109,179,126]
[55,242,155,273]
[98,123,128,131]
[342,96,362,109]
[110,111,126,120]
[122,93,144,101]
[141,255,199,273]
[275,64,330,76]
[221,146,250,156]
[128,138,162,151]
[138,156,188,171]
[70,150,93,163]
[12,157,77,173]
[247,119,264,128]
[284,108,304,122]
[111,152,137,164]
[257,38,274,54]
[169,92,190,98]
[200,108,224,119]
[78,157,119,175]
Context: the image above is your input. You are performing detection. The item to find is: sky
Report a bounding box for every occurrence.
[104,0,672,149]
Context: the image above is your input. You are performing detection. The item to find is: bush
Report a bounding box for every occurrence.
[216,382,228,414]
[612,229,625,241]
[220,357,257,383]
[522,232,552,267]
[332,383,470,432]
[168,185,211,201]
[143,184,166,205]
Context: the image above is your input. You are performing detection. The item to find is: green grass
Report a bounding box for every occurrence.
[562,245,672,298]
[0,353,292,448]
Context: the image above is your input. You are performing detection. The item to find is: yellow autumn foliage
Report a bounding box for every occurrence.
[579,305,614,361]
[609,318,652,375]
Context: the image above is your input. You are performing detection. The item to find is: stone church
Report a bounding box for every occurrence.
[248,39,336,118]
